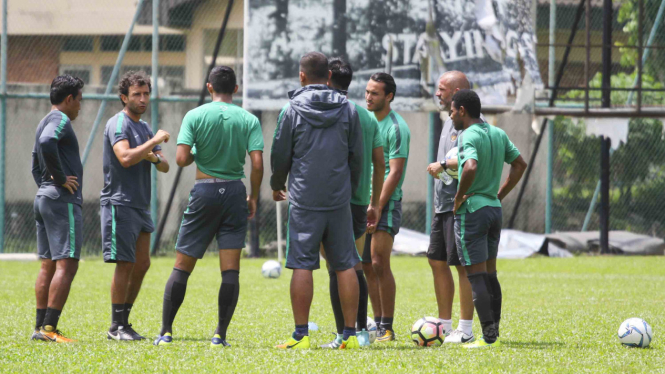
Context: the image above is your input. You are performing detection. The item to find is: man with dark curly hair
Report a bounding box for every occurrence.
[101,71,170,341]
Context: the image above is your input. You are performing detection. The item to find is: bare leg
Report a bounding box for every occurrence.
[363,262,381,320]
[335,267,359,328]
[47,258,78,310]
[428,258,454,320]
[290,269,313,326]
[455,265,474,320]
[124,232,151,305]
[111,262,134,304]
[36,259,56,309]
[371,231,395,319]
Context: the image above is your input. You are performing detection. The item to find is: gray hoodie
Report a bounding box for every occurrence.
[270,84,363,211]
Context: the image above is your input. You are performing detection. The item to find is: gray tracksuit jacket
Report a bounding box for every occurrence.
[270,84,363,211]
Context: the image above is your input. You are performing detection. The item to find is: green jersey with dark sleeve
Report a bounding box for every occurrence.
[350,100,384,206]
[375,110,410,201]
[31,110,83,205]
[456,122,520,214]
[177,101,264,180]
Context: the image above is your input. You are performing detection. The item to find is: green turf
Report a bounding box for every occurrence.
[0,256,663,373]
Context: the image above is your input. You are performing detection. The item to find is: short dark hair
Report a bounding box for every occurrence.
[118,71,151,106]
[208,66,236,94]
[50,75,84,105]
[328,57,353,90]
[300,52,329,81]
[369,72,396,102]
[451,89,482,118]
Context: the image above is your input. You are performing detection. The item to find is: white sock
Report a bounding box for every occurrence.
[458,319,473,336]
[439,319,453,332]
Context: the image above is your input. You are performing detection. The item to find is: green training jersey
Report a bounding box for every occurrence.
[350,100,384,206]
[375,110,410,202]
[177,101,264,180]
[457,122,520,214]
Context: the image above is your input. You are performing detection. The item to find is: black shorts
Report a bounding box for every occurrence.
[351,203,368,240]
[454,206,502,266]
[102,203,154,263]
[176,179,248,259]
[34,196,82,261]
[427,212,461,266]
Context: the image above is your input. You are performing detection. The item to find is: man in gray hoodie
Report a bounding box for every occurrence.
[272,51,364,349]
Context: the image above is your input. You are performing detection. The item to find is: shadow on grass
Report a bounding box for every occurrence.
[503,341,565,349]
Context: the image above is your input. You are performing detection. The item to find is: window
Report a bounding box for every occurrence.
[203,29,243,57]
[161,35,186,52]
[100,36,122,51]
[100,35,184,52]
[60,65,92,84]
[62,37,94,52]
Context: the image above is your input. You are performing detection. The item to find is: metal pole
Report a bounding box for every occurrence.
[152,0,235,254]
[81,0,146,167]
[151,0,159,247]
[426,112,435,235]
[546,0,556,234]
[0,0,7,252]
[600,136,610,253]
[626,0,665,106]
[601,0,612,109]
[508,0,586,228]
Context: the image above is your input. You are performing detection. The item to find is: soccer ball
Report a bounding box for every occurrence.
[261,260,281,279]
[444,147,459,179]
[410,317,444,347]
[618,318,653,348]
[357,317,378,343]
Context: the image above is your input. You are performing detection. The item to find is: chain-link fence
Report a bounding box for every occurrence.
[2,0,665,258]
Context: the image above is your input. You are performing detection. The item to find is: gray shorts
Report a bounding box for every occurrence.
[427,212,461,266]
[454,206,502,266]
[286,204,360,271]
[101,203,155,263]
[176,179,247,259]
[34,196,82,261]
[351,203,368,240]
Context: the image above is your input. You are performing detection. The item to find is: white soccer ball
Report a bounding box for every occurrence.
[444,147,459,179]
[261,260,281,279]
[411,317,444,347]
[618,318,653,348]
[357,317,378,343]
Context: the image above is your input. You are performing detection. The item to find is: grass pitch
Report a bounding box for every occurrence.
[0,255,663,373]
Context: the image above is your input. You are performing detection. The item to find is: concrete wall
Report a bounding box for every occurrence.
[7,97,546,245]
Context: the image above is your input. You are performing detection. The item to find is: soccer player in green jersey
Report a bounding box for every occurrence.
[319,57,385,348]
[363,73,411,342]
[154,66,264,347]
[449,89,527,348]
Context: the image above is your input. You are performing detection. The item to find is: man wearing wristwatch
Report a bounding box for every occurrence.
[426,71,485,344]
[100,71,170,341]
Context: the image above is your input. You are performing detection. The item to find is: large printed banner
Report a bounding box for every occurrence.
[244,0,542,111]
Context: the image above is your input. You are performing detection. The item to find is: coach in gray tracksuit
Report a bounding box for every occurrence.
[271,52,363,344]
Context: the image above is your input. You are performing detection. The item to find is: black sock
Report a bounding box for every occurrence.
[214,270,239,340]
[110,304,125,332]
[381,317,393,332]
[488,272,502,332]
[374,316,382,326]
[124,303,133,325]
[161,268,190,336]
[35,309,46,330]
[343,326,356,340]
[356,270,368,331]
[467,272,497,343]
[43,308,62,331]
[295,324,308,340]
[328,270,344,335]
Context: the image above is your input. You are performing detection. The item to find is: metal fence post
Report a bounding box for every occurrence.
[151,0,160,247]
[81,0,146,167]
[0,0,7,252]
[546,0,556,234]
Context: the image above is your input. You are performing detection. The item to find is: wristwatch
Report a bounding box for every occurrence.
[440,160,447,170]
[151,154,162,165]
